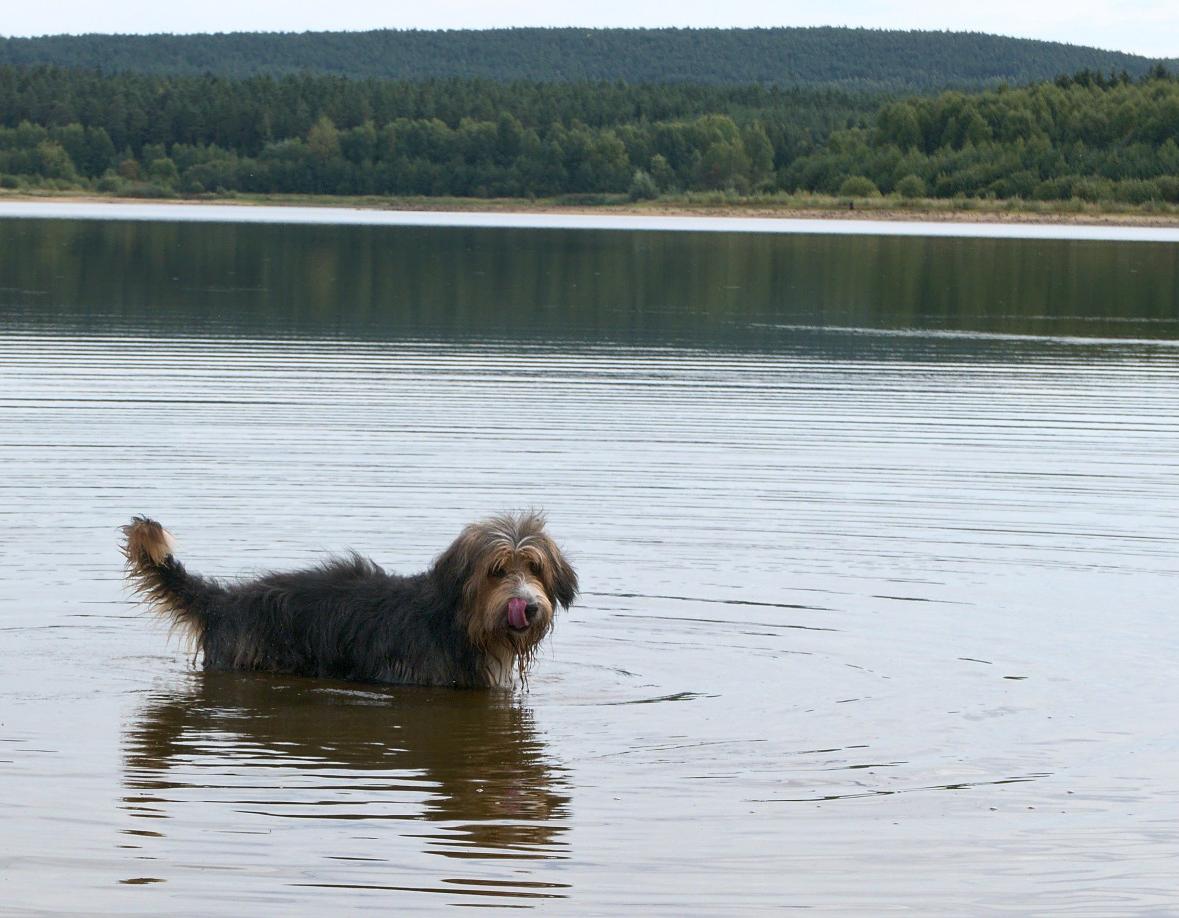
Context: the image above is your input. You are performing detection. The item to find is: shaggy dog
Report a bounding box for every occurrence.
[122,513,577,688]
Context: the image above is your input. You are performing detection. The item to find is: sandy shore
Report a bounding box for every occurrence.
[620,204,1179,226]
[4,190,1179,227]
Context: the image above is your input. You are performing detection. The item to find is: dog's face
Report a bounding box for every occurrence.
[433,512,578,678]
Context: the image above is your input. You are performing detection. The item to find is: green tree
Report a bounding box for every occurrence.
[340,121,377,164]
[895,174,926,198]
[697,140,751,191]
[307,115,340,161]
[148,157,179,186]
[742,122,775,189]
[34,140,76,179]
[648,153,675,191]
[628,169,659,200]
[876,101,922,149]
[838,175,880,197]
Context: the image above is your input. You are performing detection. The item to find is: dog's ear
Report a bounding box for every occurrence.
[431,525,482,609]
[545,540,579,610]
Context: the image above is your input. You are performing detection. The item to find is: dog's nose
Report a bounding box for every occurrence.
[524,602,539,621]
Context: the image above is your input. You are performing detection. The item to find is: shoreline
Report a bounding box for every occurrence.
[3,190,1179,228]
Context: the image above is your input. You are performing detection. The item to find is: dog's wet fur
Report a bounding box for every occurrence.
[122,513,577,688]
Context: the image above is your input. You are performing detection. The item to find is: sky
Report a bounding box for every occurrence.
[3,1,1177,59]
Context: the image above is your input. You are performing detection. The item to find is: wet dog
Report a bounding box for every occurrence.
[122,513,577,688]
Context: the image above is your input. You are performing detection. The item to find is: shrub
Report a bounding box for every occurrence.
[628,169,659,201]
[1113,179,1161,204]
[182,160,240,193]
[554,193,619,206]
[1005,170,1040,199]
[120,181,174,199]
[1073,177,1115,202]
[838,175,881,197]
[1155,176,1179,203]
[147,157,180,186]
[986,178,1013,198]
[1033,177,1074,201]
[895,174,926,198]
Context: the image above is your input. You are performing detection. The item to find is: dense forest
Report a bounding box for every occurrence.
[0,67,876,196]
[785,69,1179,203]
[0,28,1174,92]
[1,64,1178,204]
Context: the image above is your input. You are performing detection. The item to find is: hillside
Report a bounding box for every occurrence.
[0,27,1173,91]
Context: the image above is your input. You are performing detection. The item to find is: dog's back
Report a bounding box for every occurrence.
[122,517,484,686]
[200,558,480,685]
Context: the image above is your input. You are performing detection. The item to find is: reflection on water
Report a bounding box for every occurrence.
[1,218,1178,344]
[123,674,569,899]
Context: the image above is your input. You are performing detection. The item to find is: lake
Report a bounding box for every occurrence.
[1,207,1178,913]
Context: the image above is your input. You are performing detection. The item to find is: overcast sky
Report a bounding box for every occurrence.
[3,1,1177,58]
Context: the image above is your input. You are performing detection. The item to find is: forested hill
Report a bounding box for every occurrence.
[0,27,1173,91]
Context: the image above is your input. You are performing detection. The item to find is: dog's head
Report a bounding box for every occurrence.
[432,511,578,682]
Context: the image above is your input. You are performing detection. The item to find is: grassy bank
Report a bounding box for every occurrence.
[4,187,1179,225]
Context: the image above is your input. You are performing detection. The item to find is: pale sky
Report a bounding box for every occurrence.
[3,0,1177,59]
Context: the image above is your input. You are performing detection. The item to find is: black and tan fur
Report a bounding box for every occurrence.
[122,513,577,688]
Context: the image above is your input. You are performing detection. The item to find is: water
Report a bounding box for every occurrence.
[1,211,1178,913]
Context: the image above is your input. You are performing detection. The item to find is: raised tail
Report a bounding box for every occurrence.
[122,516,218,642]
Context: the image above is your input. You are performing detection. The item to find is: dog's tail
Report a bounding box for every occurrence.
[122,516,217,641]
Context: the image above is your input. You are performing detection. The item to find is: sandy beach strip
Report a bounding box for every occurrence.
[3,193,1179,241]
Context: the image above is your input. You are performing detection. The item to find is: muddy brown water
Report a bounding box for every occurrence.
[1,211,1178,913]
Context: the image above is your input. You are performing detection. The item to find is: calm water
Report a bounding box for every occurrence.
[1,213,1178,914]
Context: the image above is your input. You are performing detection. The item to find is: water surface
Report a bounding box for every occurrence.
[1,216,1178,913]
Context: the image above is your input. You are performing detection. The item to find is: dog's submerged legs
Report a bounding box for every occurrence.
[121,513,578,688]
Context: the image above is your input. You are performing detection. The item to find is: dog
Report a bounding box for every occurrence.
[122,512,577,688]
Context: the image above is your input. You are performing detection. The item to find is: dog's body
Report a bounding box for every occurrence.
[122,513,577,688]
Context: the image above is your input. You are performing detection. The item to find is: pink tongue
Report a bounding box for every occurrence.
[507,597,529,629]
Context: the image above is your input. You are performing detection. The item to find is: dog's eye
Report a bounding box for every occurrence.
[528,561,541,576]
[491,567,507,578]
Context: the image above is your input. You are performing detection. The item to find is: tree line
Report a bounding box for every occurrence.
[1,65,1178,204]
[785,66,1179,203]
[0,27,1172,92]
[0,66,873,196]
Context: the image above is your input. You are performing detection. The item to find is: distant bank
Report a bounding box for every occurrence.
[3,67,1177,210]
